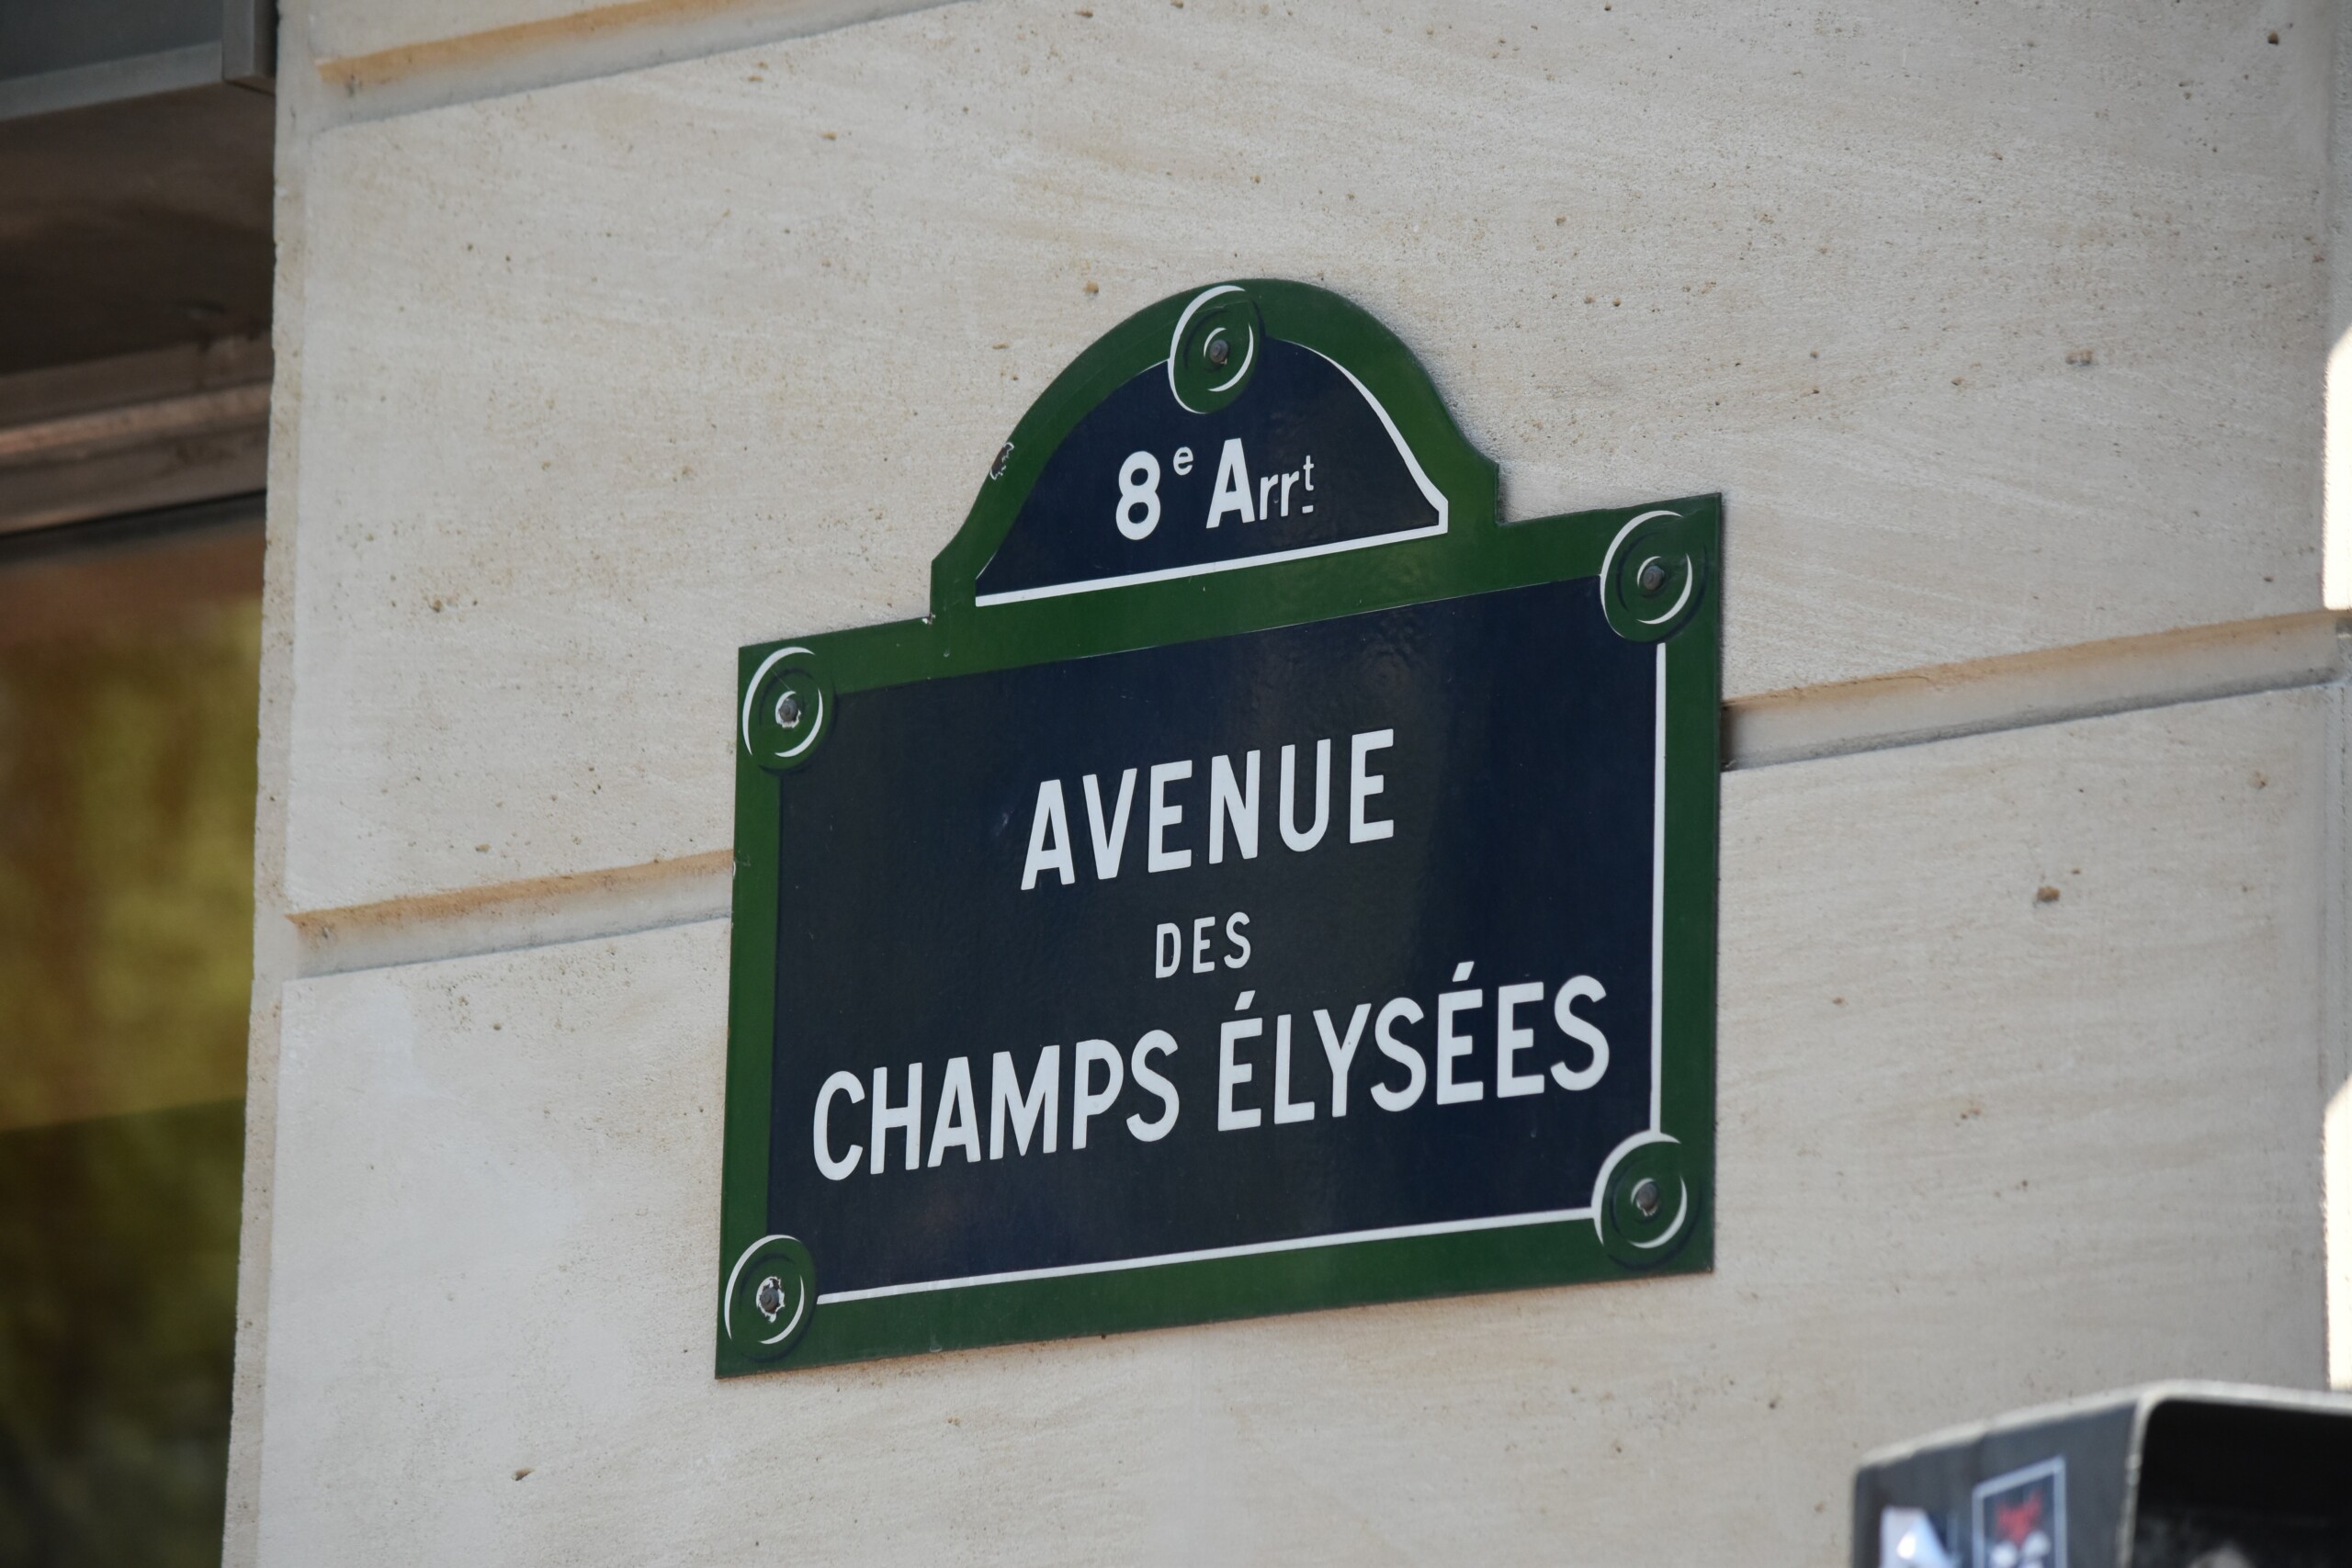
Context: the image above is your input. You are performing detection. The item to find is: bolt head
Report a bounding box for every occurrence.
[1205,334,1231,367]
[1636,558,1669,595]
[1629,1177,1662,1220]
[754,1275,786,1321]
[774,690,803,728]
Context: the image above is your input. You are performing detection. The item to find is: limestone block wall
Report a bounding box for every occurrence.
[234,2,2352,1562]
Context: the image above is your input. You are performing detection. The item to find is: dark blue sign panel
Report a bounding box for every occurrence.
[718,280,1718,1372]
[774,580,1657,1301]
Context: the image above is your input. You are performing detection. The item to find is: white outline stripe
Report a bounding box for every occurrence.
[815,1203,1596,1304]
[1301,345,1450,523]
[1652,641,1667,1133]
[974,521,1445,606]
[975,344,1449,607]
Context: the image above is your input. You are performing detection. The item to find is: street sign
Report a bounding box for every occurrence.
[718,280,1719,1374]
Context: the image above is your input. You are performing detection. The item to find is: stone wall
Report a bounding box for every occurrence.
[233,3,2350,1562]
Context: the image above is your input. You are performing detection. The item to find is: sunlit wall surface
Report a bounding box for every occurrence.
[0,504,261,1567]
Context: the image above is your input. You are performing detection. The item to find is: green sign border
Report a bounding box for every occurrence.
[718,280,1720,1377]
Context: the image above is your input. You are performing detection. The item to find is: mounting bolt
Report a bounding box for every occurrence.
[755,1275,786,1321]
[1205,333,1231,367]
[774,690,803,728]
[1630,1177,1662,1220]
[1636,558,1668,595]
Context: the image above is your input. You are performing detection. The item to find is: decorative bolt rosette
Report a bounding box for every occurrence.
[1599,507,1709,643]
[723,1234,817,1359]
[1594,1134,1695,1268]
[741,647,832,773]
[1167,285,1265,414]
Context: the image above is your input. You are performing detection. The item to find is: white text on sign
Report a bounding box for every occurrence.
[809,966,1614,1180]
[1114,438,1315,540]
[1020,729,1392,890]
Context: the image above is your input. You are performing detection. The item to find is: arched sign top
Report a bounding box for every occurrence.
[931,280,1500,618]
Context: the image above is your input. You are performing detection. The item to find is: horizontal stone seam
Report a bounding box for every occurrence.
[308,0,953,129]
[288,849,733,979]
[1725,609,2349,771]
[280,608,2350,981]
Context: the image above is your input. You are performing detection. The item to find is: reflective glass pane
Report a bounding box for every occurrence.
[0,506,260,1567]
